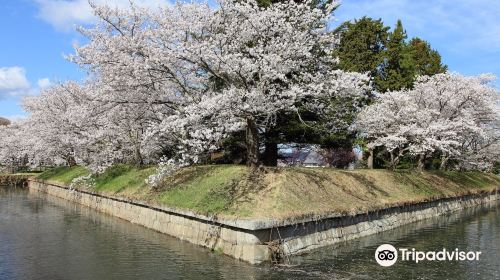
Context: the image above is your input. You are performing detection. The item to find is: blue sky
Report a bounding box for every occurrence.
[1,0,499,120]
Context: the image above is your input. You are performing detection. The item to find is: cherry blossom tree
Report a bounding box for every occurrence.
[355,73,499,171]
[72,0,370,169]
[2,1,496,178]
[0,121,30,171]
[21,80,169,172]
[22,82,94,167]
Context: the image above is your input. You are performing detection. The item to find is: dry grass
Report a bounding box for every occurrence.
[227,168,499,219]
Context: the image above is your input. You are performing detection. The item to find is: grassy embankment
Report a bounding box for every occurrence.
[36,164,500,219]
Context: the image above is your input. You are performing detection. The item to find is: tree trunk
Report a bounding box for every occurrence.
[66,155,77,167]
[388,150,400,171]
[439,154,449,171]
[246,118,260,168]
[417,154,425,172]
[367,148,374,169]
[263,142,278,166]
[134,144,144,166]
[388,151,396,170]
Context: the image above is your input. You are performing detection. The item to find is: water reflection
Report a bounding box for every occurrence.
[0,188,498,280]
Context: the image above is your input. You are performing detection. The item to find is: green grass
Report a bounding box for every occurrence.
[157,165,248,214]
[36,165,500,219]
[433,171,497,188]
[37,166,89,184]
[37,164,155,194]
[93,164,156,193]
[36,164,247,213]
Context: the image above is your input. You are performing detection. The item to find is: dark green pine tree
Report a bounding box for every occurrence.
[408,37,447,76]
[375,20,416,92]
[333,17,389,78]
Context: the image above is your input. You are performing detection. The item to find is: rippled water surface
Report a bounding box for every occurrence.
[1,187,499,280]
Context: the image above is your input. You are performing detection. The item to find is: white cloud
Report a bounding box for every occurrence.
[0,67,30,92]
[0,67,49,99]
[37,78,51,89]
[34,0,171,32]
[0,67,36,99]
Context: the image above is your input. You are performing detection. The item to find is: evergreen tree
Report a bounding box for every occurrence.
[333,17,389,78]
[408,37,447,76]
[376,20,415,92]
[334,19,447,93]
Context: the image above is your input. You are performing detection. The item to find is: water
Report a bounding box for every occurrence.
[1,187,499,280]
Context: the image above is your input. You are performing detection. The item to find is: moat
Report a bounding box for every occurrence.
[1,187,499,280]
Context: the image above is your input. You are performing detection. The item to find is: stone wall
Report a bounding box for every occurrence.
[275,192,499,258]
[28,179,499,264]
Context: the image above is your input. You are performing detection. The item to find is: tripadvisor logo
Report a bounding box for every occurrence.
[375,244,398,267]
[375,244,482,267]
